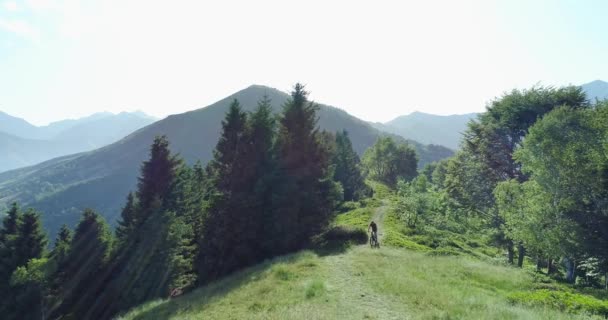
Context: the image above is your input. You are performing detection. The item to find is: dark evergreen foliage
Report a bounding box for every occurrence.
[52,209,113,319]
[273,84,341,254]
[115,192,137,243]
[333,130,370,201]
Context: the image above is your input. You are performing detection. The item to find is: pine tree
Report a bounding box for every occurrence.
[96,137,183,318]
[0,203,22,273]
[136,135,179,223]
[208,99,248,185]
[333,130,369,201]
[0,203,23,315]
[198,99,249,280]
[1,203,21,242]
[274,83,340,253]
[53,209,113,319]
[52,224,72,268]
[245,96,279,258]
[115,192,137,242]
[14,209,47,268]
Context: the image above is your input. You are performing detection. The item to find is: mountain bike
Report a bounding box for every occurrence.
[370,231,380,248]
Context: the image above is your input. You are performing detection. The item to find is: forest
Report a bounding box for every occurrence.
[1,84,608,319]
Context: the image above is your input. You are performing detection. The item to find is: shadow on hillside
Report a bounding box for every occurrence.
[126,253,311,320]
[311,226,369,257]
[312,242,354,257]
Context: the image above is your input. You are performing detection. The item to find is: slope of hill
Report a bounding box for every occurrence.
[0,132,86,172]
[0,111,40,139]
[0,85,453,237]
[0,111,157,172]
[119,200,592,320]
[373,112,478,149]
[581,80,608,101]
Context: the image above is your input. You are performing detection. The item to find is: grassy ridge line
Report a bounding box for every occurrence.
[119,247,596,320]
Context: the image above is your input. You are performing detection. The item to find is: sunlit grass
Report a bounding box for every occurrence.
[119,245,600,320]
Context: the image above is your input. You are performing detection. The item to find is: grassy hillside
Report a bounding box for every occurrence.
[119,187,605,320]
[122,247,593,320]
[0,85,452,238]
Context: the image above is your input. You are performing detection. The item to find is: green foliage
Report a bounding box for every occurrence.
[504,104,608,283]
[362,136,418,186]
[14,209,47,268]
[10,257,49,287]
[273,83,341,254]
[53,208,113,319]
[395,176,432,228]
[334,207,373,230]
[332,130,370,201]
[508,290,608,317]
[136,135,180,224]
[115,192,137,243]
[9,258,51,320]
[200,97,278,280]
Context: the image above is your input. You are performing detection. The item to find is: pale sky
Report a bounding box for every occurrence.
[0,0,606,125]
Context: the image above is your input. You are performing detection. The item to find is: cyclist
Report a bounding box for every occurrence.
[368,221,378,245]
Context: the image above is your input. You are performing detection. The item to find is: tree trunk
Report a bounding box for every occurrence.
[507,241,514,264]
[548,258,553,274]
[536,258,542,272]
[517,243,525,268]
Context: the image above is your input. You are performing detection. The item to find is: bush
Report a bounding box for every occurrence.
[312,226,368,250]
[507,290,608,317]
[338,201,360,213]
[382,230,430,251]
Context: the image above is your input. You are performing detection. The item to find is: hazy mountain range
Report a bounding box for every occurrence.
[372,112,478,149]
[0,111,157,172]
[371,80,608,149]
[0,85,453,238]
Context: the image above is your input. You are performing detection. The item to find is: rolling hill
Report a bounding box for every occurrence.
[373,112,478,149]
[0,85,453,238]
[0,111,157,172]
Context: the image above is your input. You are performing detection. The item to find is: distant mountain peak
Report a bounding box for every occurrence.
[581,80,608,101]
[585,79,607,85]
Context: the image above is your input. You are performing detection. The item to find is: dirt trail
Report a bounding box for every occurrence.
[322,200,407,319]
[370,200,389,242]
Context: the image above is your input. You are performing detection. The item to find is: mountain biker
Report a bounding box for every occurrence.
[368,221,378,243]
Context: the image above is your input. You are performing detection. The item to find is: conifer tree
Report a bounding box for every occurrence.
[0,203,22,275]
[53,209,113,319]
[52,224,72,268]
[198,99,249,280]
[136,135,179,223]
[97,137,183,318]
[0,203,23,315]
[333,130,369,201]
[273,83,339,253]
[14,209,47,268]
[115,192,137,242]
[1,203,21,242]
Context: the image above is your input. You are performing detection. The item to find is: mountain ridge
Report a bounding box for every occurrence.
[0,111,158,172]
